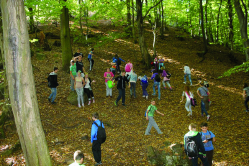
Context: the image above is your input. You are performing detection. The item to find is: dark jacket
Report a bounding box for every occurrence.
[184,131,206,156]
[48,72,58,88]
[115,76,129,89]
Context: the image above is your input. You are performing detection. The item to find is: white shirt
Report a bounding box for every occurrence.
[184,66,191,74]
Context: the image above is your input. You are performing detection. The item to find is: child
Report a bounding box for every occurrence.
[158,56,164,70]
[197,81,210,121]
[112,54,125,73]
[200,123,216,166]
[180,85,193,116]
[74,71,85,108]
[88,48,94,71]
[110,63,116,76]
[70,60,77,91]
[138,75,149,99]
[84,72,95,105]
[183,63,192,85]
[145,100,164,135]
[151,71,161,100]
[161,70,172,91]
[128,70,137,98]
[104,68,114,98]
[154,56,159,71]
[204,81,211,105]
[69,150,85,166]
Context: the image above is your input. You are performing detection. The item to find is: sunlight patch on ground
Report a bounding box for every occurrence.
[213,161,229,166]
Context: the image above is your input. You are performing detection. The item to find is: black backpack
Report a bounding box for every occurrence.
[155,74,161,82]
[93,121,106,144]
[47,75,51,87]
[166,72,171,78]
[185,136,198,157]
[117,58,121,65]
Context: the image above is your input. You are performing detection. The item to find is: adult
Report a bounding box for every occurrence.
[127,70,137,98]
[180,85,193,116]
[74,55,85,77]
[197,81,210,121]
[151,71,161,100]
[112,54,125,74]
[91,112,105,166]
[73,48,83,58]
[74,71,85,108]
[183,63,192,86]
[104,68,114,98]
[69,150,85,166]
[243,83,249,112]
[88,48,94,71]
[48,67,59,104]
[113,72,129,106]
[70,60,77,91]
[84,73,95,105]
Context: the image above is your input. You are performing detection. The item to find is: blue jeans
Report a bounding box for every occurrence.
[153,82,161,99]
[184,74,192,84]
[49,88,57,102]
[116,88,125,104]
[201,100,209,116]
[191,154,209,166]
[142,82,148,96]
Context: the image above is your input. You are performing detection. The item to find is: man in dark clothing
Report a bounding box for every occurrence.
[48,67,59,104]
[73,48,83,58]
[184,123,209,166]
[113,72,129,106]
[74,55,85,77]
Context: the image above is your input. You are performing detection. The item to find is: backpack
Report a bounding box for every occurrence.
[185,136,198,157]
[141,75,148,84]
[186,92,197,107]
[93,121,106,144]
[155,74,161,82]
[144,106,152,117]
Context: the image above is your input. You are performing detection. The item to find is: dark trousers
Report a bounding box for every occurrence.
[88,59,94,70]
[206,150,214,166]
[84,88,94,99]
[142,82,148,96]
[92,140,101,163]
[245,96,249,110]
[191,154,209,166]
[116,64,121,73]
[116,88,125,104]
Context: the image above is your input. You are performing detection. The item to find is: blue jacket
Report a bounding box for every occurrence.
[112,57,125,64]
[91,120,105,143]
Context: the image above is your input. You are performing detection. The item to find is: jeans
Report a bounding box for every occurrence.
[76,87,84,105]
[153,82,161,99]
[191,154,209,166]
[105,82,112,96]
[130,82,136,97]
[201,100,209,116]
[49,88,57,102]
[185,100,192,115]
[162,81,171,88]
[159,63,164,70]
[70,75,76,91]
[88,59,94,71]
[116,88,125,104]
[116,63,121,73]
[145,116,162,135]
[245,96,249,110]
[184,74,192,85]
[92,140,101,163]
[142,82,148,96]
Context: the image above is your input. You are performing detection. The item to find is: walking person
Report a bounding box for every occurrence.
[88,48,94,71]
[138,75,149,99]
[84,73,95,105]
[112,54,125,74]
[197,81,210,121]
[180,85,194,116]
[183,63,192,85]
[161,70,172,91]
[128,70,137,98]
[91,112,105,166]
[74,71,85,108]
[151,71,161,100]
[243,83,249,112]
[48,67,59,104]
[104,68,114,98]
[70,60,77,91]
[145,100,164,135]
[113,72,129,106]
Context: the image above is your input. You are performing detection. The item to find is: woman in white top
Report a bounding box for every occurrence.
[74,71,85,108]
[84,73,95,105]
[180,85,193,116]
[183,63,192,85]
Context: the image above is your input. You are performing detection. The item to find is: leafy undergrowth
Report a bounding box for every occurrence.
[0,23,249,166]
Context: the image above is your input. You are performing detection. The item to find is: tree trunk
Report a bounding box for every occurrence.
[200,0,208,53]
[216,0,222,42]
[28,7,35,33]
[160,0,164,38]
[60,0,73,70]
[228,0,234,51]
[132,0,137,43]
[234,0,249,61]
[0,0,52,165]
[79,0,83,39]
[127,0,132,35]
[205,0,208,42]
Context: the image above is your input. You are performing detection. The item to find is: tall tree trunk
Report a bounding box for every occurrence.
[28,7,35,33]
[205,0,208,42]
[1,0,52,165]
[79,0,83,39]
[216,0,222,42]
[127,0,132,35]
[160,0,164,38]
[132,0,137,43]
[200,0,208,53]
[234,0,249,61]
[60,0,73,70]
[228,0,234,50]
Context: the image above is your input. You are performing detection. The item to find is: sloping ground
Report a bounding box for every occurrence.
[0,23,249,166]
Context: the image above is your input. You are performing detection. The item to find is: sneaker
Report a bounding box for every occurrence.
[93,99,95,103]
[145,133,151,135]
[207,115,210,121]
[122,103,126,106]
[51,101,56,104]
[48,98,51,102]
[183,82,186,84]
[78,104,81,108]
[158,132,163,135]
[94,161,102,166]
[82,103,84,107]
[88,101,91,105]
[190,83,192,86]
[110,96,112,98]
[187,113,191,116]
[158,98,160,100]
[146,96,148,100]
[142,95,145,97]
[170,88,173,91]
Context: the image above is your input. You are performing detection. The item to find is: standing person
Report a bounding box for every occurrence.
[180,85,194,116]
[113,72,129,106]
[91,112,105,166]
[128,70,137,98]
[243,83,249,112]
[74,71,85,108]
[88,48,94,71]
[154,55,159,72]
[73,48,83,58]
[151,71,161,100]
[74,55,85,77]
[200,123,216,166]
[184,123,209,166]
[84,73,95,105]
[138,75,149,99]
[197,81,210,121]
[69,150,85,166]
[104,68,114,98]
[161,70,172,91]
[70,61,77,91]
[48,67,59,104]
[183,63,192,85]
[145,100,164,135]
[158,56,164,70]
[112,54,125,74]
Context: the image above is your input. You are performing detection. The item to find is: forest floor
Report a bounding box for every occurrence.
[0,22,249,166]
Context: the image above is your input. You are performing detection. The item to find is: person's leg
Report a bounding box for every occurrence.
[162,80,166,88]
[145,117,153,135]
[152,82,156,95]
[166,81,171,88]
[122,89,125,104]
[79,88,84,106]
[191,157,199,166]
[157,82,161,99]
[92,59,94,70]
[245,96,249,110]
[106,82,109,96]
[70,76,74,91]
[49,88,53,100]
[185,101,190,112]
[89,59,92,70]
[149,116,162,134]
[142,83,146,96]
[184,74,187,83]
[51,88,57,102]
[144,83,148,97]
[116,89,122,104]
[199,154,209,166]
[188,74,192,85]
[133,82,136,97]
[76,88,81,106]
[82,88,84,105]
[92,140,101,163]
[206,150,213,166]
[130,83,133,97]
[203,96,210,112]
[201,100,206,115]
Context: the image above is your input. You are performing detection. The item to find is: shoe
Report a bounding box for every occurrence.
[78,104,81,108]
[183,82,186,84]
[142,95,145,97]
[82,103,84,107]
[209,101,212,106]
[48,98,51,102]
[114,101,117,106]
[170,88,173,91]
[158,132,163,135]
[187,113,191,116]
[158,98,160,100]
[94,161,102,166]
[146,96,148,100]
[145,133,151,135]
[88,101,91,105]
[110,96,112,98]
[93,99,95,103]
[207,115,210,121]
[122,103,126,106]
[51,101,56,104]
[190,83,192,86]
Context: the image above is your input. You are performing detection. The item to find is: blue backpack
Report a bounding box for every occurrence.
[144,106,152,117]
[141,75,148,84]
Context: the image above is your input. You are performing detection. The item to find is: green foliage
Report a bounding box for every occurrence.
[219,61,249,78]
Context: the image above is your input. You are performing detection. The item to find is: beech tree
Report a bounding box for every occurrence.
[0,0,52,165]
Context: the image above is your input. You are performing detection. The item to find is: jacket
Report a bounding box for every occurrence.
[184,131,206,156]
[48,72,58,88]
[115,76,129,89]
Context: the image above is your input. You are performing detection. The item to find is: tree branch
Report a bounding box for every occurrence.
[142,0,163,21]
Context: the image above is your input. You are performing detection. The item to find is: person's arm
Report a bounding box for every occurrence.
[151,73,155,80]
[119,58,125,62]
[197,89,203,98]
[74,80,76,90]
[196,133,206,156]
[243,90,246,98]
[146,106,150,120]
[82,77,86,86]
[74,57,78,61]
[156,110,164,116]
[82,67,86,73]
[70,71,74,80]
[180,92,184,102]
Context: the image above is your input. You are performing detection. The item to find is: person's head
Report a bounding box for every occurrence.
[107,68,110,72]
[92,112,99,121]
[244,83,248,88]
[115,54,119,58]
[188,123,197,131]
[151,100,156,105]
[185,63,188,66]
[73,150,84,164]
[85,72,88,78]
[200,122,208,132]
[162,70,167,77]
[91,48,94,51]
[77,70,81,77]
[184,85,190,94]
[54,67,59,73]
[78,55,82,61]
[121,72,125,76]
[71,60,75,65]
